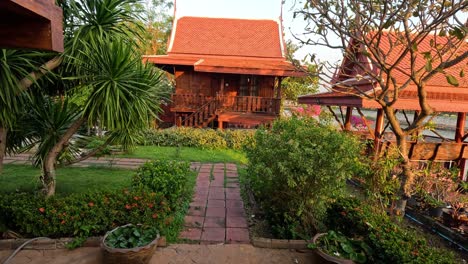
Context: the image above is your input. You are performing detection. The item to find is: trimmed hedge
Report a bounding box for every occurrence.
[325,197,458,264]
[132,160,191,206]
[141,127,254,150]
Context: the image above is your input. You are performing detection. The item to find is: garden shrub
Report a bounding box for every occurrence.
[131,160,191,207]
[0,189,172,240]
[325,197,458,264]
[244,116,364,238]
[141,127,254,150]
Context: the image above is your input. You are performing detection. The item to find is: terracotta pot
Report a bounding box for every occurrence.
[312,233,355,264]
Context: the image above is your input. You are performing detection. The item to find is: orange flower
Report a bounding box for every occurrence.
[152,213,158,219]
[88,202,94,207]
[132,203,138,208]
[125,204,132,210]
[38,207,45,213]
[148,203,154,208]
[133,196,140,201]
[61,220,66,225]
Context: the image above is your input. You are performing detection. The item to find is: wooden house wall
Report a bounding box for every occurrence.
[174,69,277,98]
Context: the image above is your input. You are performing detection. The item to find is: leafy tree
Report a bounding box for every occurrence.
[0,50,49,173]
[283,41,319,102]
[295,0,467,214]
[138,0,174,54]
[5,0,169,196]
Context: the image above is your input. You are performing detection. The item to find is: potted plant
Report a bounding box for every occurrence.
[309,231,372,264]
[101,224,160,264]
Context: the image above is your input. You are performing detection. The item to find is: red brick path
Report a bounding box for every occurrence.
[179,163,250,244]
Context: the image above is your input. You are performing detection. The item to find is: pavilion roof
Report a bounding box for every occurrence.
[299,31,468,112]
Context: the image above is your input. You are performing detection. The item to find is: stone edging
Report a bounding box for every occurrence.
[0,236,167,250]
[251,237,309,249]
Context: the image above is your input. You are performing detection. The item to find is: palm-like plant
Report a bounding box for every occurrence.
[5,0,168,196]
[0,50,47,173]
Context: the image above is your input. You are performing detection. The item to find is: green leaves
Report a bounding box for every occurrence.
[245,117,364,238]
[105,225,159,249]
[445,74,459,87]
[132,160,191,208]
[314,231,370,263]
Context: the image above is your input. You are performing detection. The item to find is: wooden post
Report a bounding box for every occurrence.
[344,107,353,131]
[374,109,384,154]
[218,120,223,130]
[456,112,466,181]
[277,77,283,99]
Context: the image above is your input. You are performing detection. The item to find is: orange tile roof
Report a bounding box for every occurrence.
[300,31,468,112]
[144,16,306,77]
[168,16,284,58]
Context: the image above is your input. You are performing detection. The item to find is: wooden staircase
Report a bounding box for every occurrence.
[180,98,219,127]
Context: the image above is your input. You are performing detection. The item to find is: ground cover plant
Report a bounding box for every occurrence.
[141,127,254,150]
[244,116,364,238]
[0,160,196,246]
[325,197,459,264]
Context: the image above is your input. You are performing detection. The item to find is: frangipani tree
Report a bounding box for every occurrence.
[295,0,468,213]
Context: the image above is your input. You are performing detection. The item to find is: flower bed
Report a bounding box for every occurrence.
[0,160,195,248]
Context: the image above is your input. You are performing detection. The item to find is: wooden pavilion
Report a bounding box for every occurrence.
[298,32,468,178]
[0,0,63,52]
[144,16,305,129]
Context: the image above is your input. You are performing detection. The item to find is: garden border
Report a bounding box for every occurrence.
[0,236,167,250]
[251,237,308,249]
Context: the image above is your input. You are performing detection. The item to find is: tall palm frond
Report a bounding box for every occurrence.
[0,50,45,128]
[10,94,83,166]
[73,36,169,150]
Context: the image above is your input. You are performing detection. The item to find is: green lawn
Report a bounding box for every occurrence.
[0,164,133,195]
[120,146,247,164]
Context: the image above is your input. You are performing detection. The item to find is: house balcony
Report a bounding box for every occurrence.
[171,94,281,115]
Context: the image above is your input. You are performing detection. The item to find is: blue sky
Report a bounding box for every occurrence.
[172,0,343,63]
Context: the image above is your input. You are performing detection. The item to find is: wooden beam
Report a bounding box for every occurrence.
[277,77,283,99]
[456,112,466,181]
[0,0,63,52]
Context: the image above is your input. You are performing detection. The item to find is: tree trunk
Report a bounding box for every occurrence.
[19,56,62,92]
[42,117,85,197]
[393,135,415,216]
[0,126,7,175]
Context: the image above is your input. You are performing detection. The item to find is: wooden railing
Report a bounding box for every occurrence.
[172,94,281,115]
[219,96,281,115]
[378,140,468,161]
[179,99,218,127]
[172,94,212,110]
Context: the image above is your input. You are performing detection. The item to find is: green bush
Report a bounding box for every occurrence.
[141,127,254,150]
[244,117,364,238]
[325,197,458,264]
[132,160,191,206]
[0,189,172,240]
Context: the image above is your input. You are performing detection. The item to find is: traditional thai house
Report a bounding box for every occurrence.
[298,32,468,178]
[144,16,306,129]
[0,0,63,52]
